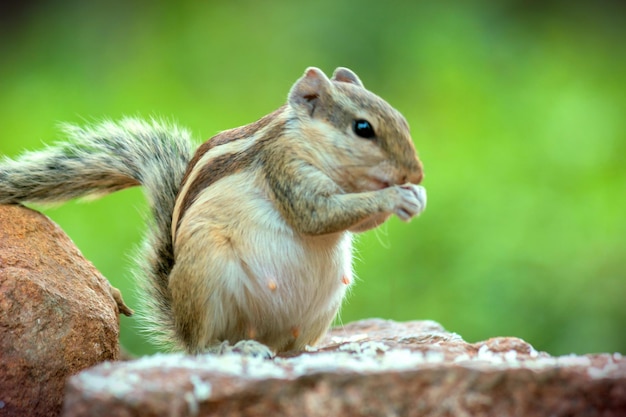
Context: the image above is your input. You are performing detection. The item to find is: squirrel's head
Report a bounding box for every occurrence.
[287,67,423,194]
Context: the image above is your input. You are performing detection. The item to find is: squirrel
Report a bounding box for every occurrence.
[0,67,426,356]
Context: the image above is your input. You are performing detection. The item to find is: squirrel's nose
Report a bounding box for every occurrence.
[405,159,423,185]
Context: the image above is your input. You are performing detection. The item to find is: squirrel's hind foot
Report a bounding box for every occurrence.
[206,340,275,359]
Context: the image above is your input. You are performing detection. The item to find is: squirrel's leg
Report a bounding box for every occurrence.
[168,224,275,358]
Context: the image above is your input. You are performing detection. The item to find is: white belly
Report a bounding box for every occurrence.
[172,171,353,351]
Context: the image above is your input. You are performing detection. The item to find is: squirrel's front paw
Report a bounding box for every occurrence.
[392,184,427,221]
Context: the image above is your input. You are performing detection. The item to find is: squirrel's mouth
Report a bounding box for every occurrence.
[366,172,422,191]
[362,175,393,191]
[348,171,404,192]
[370,168,423,189]
[371,178,391,190]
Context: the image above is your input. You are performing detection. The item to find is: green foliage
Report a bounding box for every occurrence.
[1,0,624,356]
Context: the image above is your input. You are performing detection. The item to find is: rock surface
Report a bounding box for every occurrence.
[0,205,122,417]
[64,319,626,417]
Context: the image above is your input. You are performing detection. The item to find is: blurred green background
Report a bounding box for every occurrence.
[0,0,624,357]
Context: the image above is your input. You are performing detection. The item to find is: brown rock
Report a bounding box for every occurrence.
[63,318,626,417]
[0,205,122,417]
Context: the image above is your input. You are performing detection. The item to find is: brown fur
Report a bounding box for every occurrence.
[165,67,426,353]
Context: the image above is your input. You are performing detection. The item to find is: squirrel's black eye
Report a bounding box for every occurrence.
[353,119,376,139]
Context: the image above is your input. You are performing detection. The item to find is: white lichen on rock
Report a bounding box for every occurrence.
[72,334,625,407]
[64,320,626,417]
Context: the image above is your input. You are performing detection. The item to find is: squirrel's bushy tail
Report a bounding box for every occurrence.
[0,118,195,349]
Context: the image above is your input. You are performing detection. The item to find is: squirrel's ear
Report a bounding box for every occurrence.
[331,67,364,87]
[288,67,332,116]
